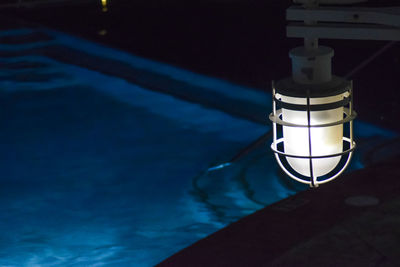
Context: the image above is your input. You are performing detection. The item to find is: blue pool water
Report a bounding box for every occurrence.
[0,27,398,266]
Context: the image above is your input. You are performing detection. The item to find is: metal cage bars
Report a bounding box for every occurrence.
[269,80,357,187]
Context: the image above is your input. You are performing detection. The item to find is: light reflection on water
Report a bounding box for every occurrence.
[0,78,270,266]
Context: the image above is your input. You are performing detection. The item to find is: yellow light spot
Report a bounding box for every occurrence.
[98,29,107,36]
[101,0,108,12]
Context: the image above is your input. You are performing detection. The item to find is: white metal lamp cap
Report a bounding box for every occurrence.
[289,46,334,84]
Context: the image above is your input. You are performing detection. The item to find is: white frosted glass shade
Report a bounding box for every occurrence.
[281,94,344,177]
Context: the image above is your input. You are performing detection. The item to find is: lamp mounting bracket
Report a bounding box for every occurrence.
[287,5,400,40]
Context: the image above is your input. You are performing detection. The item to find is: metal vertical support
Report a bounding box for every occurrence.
[349,81,354,146]
[306,89,317,187]
[303,0,319,51]
[272,81,278,152]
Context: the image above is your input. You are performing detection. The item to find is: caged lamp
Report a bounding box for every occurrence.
[270,0,400,187]
[269,45,356,187]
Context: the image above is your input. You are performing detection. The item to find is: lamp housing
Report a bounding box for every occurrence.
[269,46,356,187]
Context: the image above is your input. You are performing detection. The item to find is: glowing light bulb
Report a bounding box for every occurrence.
[281,94,344,177]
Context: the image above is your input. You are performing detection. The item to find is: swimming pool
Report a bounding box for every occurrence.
[0,27,398,266]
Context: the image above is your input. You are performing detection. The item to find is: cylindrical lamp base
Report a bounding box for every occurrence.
[289,46,334,84]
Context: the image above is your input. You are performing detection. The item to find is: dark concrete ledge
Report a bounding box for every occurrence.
[158,155,400,266]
